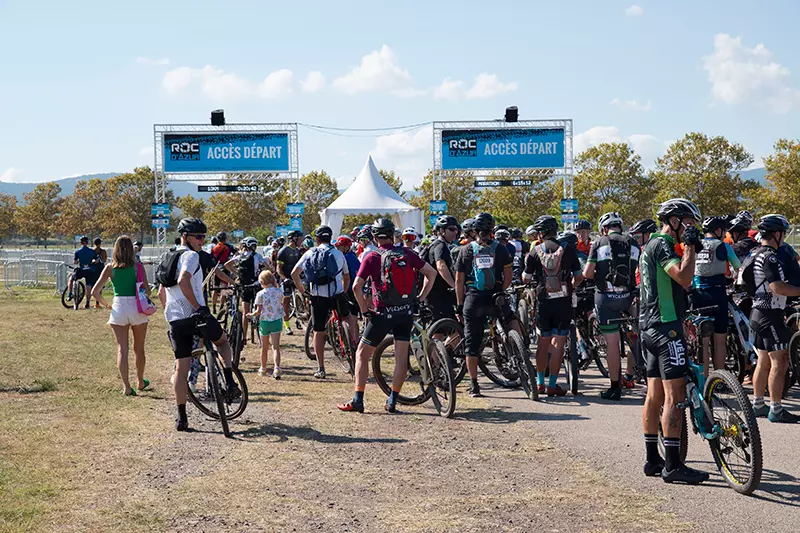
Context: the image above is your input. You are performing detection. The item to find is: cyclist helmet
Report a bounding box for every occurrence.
[435,215,458,231]
[402,226,418,237]
[473,213,495,233]
[598,211,624,229]
[557,231,579,248]
[701,216,730,234]
[494,224,509,233]
[314,225,333,238]
[335,235,353,248]
[242,236,258,249]
[461,218,476,233]
[532,215,559,234]
[629,219,657,234]
[302,236,313,248]
[177,217,207,235]
[371,218,396,239]
[510,227,523,240]
[757,214,790,233]
[356,227,373,241]
[575,219,592,231]
[495,228,511,240]
[656,198,702,223]
[525,224,537,236]
[287,229,302,240]
[277,237,286,246]
[216,231,227,242]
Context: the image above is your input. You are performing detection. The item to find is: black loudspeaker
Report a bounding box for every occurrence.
[505,106,518,122]
[211,109,225,126]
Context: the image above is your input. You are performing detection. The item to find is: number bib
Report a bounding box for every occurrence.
[475,255,495,269]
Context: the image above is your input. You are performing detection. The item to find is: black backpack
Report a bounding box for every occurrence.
[606,234,632,288]
[155,249,199,287]
[237,253,257,284]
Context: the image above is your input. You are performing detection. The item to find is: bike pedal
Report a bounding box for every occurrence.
[675,401,691,410]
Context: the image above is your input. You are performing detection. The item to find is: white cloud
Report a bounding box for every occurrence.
[625,5,644,16]
[301,71,325,93]
[138,146,154,158]
[333,45,415,95]
[370,125,433,189]
[610,97,651,111]
[136,57,170,66]
[0,167,23,183]
[466,73,518,100]
[162,65,295,100]
[703,33,800,114]
[575,126,667,167]
[434,78,465,101]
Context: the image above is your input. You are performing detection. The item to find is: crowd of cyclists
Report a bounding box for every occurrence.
[75,194,800,489]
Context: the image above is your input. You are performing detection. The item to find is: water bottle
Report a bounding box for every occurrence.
[411,334,428,379]
[577,337,589,363]
[188,357,200,393]
[687,382,701,411]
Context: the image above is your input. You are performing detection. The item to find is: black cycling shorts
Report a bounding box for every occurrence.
[168,315,224,359]
[74,268,98,286]
[309,294,350,333]
[642,321,689,381]
[282,278,295,297]
[536,298,572,338]
[689,287,728,335]
[343,290,360,317]
[361,310,414,346]
[594,292,633,333]
[750,308,790,352]
[429,292,456,322]
[242,285,258,305]
[462,292,511,356]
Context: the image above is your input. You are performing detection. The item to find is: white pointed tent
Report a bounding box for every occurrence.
[319,156,425,237]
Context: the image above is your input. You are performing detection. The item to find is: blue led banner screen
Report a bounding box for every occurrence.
[441,128,565,170]
[163,132,290,173]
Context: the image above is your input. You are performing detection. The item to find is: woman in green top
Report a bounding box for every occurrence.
[93,236,151,396]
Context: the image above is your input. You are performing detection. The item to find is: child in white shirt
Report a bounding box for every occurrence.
[248,270,285,378]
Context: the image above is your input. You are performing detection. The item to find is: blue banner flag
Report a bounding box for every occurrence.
[442,128,565,170]
[163,132,290,173]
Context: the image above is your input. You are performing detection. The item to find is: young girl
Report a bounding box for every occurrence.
[248,270,284,378]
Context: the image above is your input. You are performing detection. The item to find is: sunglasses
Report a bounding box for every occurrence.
[188,234,206,240]
[446,226,460,232]
[402,235,416,240]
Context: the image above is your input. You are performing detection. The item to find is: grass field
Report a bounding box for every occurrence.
[0,289,691,532]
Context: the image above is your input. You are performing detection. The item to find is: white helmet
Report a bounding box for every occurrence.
[402,227,417,237]
[242,236,258,249]
[598,212,624,229]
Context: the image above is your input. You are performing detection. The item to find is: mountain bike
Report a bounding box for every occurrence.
[286,282,310,330]
[186,318,249,438]
[659,311,762,495]
[249,313,261,349]
[60,266,86,310]
[371,309,457,417]
[213,282,258,367]
[302,299,357,375]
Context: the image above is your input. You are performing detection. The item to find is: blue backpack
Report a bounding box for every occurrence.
[470,241,499,291]
[303,245,341,293]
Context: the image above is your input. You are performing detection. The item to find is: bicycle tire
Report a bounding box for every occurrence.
[304,321,316,361]
[428,339,457,418]
[229,315,243,368]
[370,335,428,405]
[788,331,800,392]
[294,292,310,322]
[589,313,609,378]
[427,318,467,386]
[725,333,748,383]
[658,407,688,464]
[479,355,518,388]
[516,298,532,347]
[564,326,579,395]
[216,306,229,332]
[331,319,354,376]
[188,362,249,420]
[60,287,72,309]
[704,369,762,495]
[207,351,230,437]
[508,330,537,401]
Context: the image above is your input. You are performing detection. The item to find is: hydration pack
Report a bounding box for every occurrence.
[376,248,417,306]
[303,245,341,294]
[535,242,565,295]
[470,241,498,292]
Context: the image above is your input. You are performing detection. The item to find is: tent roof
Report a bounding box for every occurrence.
[324,156,415,212]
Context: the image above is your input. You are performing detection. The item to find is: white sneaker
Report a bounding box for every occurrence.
[273,368,281,380]
[313,369,326,379]
[285,327,294,335]
[258,367,267,376]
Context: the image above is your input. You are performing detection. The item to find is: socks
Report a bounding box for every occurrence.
[283,320,290,329]
[177,403,187,421]
[770,401,783,414]
[223,367,234,388]
[537,372,545,386]
[353,390,364,404]
[663,438,681,471]
[644,434,661,464]
[610,380,619,390]
[388,390,398,403]
[548,374,558,389]
[753,396,765,408]
[471,378,480,390]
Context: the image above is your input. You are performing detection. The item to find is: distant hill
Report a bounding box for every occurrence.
[0,173,216,201]
[739,167,767,185]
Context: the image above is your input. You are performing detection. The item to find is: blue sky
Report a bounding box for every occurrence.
[1,0,799,189]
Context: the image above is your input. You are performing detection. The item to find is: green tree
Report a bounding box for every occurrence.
[0,193,17,244]
[651,133,757,217]
[205,177,287,237]
[479,173,558,228]
[573,143,656,226]
[407,172,483,229]
[175,194,207,220]
[59,178,110,239]
[99,167,175,241]
[14,182,63,246]
[752,138,800,222]
[298,170,339,233]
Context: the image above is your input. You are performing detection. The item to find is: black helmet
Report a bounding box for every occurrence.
[461,218,475,233]
[533,215,559,234]
[287,230,303,240]
[314,225,333,238]
[702,216,730,234]
[371,218,395,238]
[216,231,227,242]
[729,210,754,232]
[557,231,578,248]
[576,219,592,231]
[79,235,88,243]
[177,217,207,235]
[276,237,286,246]
[493,223,509,233]
[510,227,523,239]
[757,214,790,233]
[473,213,495,233]
[629,219,657,234]
[435,215,458,230]
[656,198,702,223]
[356,227,373,241]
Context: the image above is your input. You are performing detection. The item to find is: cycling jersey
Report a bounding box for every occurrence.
[732,238,758,262]
[74,245,97,270]
[587,231,640,294]
[639,233,685,329]
[276,245,301,279]
[778,243,800,287]
[576,239,591,261]
[692,238,740,289]
[752,245,786,311]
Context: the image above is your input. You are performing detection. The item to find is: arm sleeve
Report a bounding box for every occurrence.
[498,244,513,267]
[725,243,741,269]
[656,239,680,271]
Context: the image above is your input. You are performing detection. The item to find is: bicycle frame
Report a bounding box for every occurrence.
[729,300,756,365]
[682,315,724,441]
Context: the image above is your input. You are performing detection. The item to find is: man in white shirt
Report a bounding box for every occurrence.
[291,225,351,379]
[161,218,240,432]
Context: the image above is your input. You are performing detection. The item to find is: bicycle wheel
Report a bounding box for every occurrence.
[294,292,310,322]
[704,369,762,495]
[788,331,800,392]
[329,319,353,376]
[370,336,428,405]
[657,407,688,464]
[71,281,85,310]
[207,351,230,437]
[428,339,457,418]
[60,287,72,309]
[563,326,579,395]
[304,321,316,361]
[508,330,537,401]
[216,305,229,331]
[427,318,467,386]
[516,298,533,348]
[229,314,243,368]
[725,333,748,383]
[589,313,609,378]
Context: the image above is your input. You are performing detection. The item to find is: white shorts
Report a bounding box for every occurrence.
[108,296,149,327]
